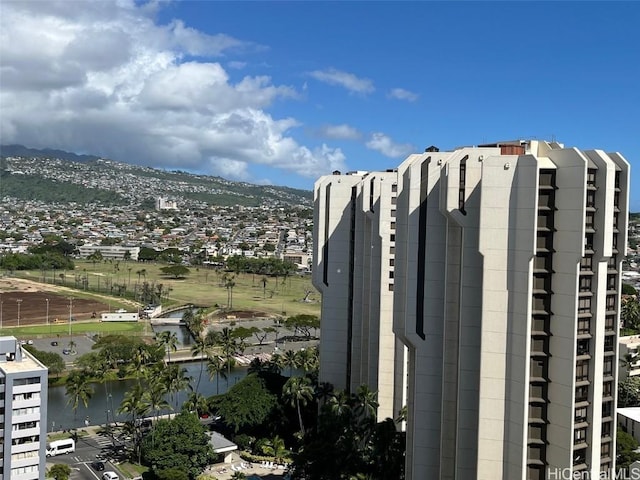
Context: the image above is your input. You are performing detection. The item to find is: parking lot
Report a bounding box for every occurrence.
[25,334,97,364]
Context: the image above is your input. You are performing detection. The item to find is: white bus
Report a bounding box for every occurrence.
[46,438,75,456]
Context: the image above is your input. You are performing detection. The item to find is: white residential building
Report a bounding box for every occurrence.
[312,169,407,421]
[619,335,640,379]
[155,197,178,210]
[314,140,630,480]
[0,336,48,480]
[77,244,140,261]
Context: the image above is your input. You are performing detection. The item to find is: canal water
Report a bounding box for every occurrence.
[48,307,226,430]
[47,361,252,431]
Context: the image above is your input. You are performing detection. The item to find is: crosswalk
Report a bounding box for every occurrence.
[91,435,114,449]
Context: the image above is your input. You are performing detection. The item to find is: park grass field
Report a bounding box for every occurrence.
[4,320,145,337]
[12,260,321,319]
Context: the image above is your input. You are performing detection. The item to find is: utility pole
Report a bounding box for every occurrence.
[68,298,73,337]
[46,298,50,335]
[16,299,22,327]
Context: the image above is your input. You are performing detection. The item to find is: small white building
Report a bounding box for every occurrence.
[77,245,140,261]
[101,312,139,322]
[618,408,640,444]
[207,431,237,464]
[620,335,640,379]
[156,197,178,210]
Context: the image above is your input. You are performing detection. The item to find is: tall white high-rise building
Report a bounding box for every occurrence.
[1,336,48,480]
[313,169,406,421]
[313,140,630,480]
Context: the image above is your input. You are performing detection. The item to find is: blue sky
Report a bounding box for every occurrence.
[1,1,638,209]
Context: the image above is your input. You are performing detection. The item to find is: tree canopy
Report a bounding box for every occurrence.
[141,412,215,479]
[23,345,65,376]
[619,377,640,407]
[210,373,278,433]
[623,283,638,296]
[160,265,190,279]
[617,428,640,473]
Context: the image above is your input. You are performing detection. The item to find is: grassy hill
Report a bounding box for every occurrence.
[0,145,312,208]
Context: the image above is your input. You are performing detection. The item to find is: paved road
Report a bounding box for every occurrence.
[46,431,127,480]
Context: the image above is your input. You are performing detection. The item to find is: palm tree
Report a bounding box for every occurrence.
[144,380,171,421]
[261,276,268,298]
[182,307,195,329]
[328,390,352,418]
[65,371,94,420]
[262,435,288,464]
[395,405,407,425]
[183,391,208,417]
[162,364,192,411]
[283,349,299,376]
[354,384,379,421]
[213,327,239,387]
[191,339,208,394]
[270,352,285,373]
[130,344,153,382]
[206,354,227,395]
[296,347,319,374]
[157,331,178,362]
[88,356,117,424]
[283,376,314,435]
[621,352,639,371]
[315,381,335,407]
[117,384,150,464]
[184,308,206,338]
[118,383,150,423]
[222,273,236,309]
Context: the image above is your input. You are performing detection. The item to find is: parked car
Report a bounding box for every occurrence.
[91,461,105,471]
[27,339,34,345]
[62,349,71,355]
[102,472,119,480]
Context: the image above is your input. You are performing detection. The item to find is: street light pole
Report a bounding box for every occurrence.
[16,299,22,327]
[0,296,3,332]
[46,298,50,326]
[68,298,73,337]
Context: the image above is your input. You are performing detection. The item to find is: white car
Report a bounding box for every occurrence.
[102,472,119,480]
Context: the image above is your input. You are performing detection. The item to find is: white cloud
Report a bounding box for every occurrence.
[308,68,374,95]
[318,124,362,140]
[167,19,258,57]
[388,88,419,102]
[227,61,247,69]
[0,1,343,185]
[366,132,415,158]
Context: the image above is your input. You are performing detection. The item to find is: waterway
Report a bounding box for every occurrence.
[47,361,252,431]
[48,306,223,430]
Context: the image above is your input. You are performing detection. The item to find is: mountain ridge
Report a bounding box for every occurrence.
[0,144,312,208]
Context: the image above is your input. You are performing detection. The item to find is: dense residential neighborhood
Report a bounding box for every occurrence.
[0,153,314,271]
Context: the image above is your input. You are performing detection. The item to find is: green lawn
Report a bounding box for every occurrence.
[14,261,321,318]
[2,320,144,337]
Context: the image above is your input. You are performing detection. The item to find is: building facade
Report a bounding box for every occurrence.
[76,244,140,261]
[0,336,48,480]
[312,169,407,421]
[314,140,630,480]
[619,335,640,379]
